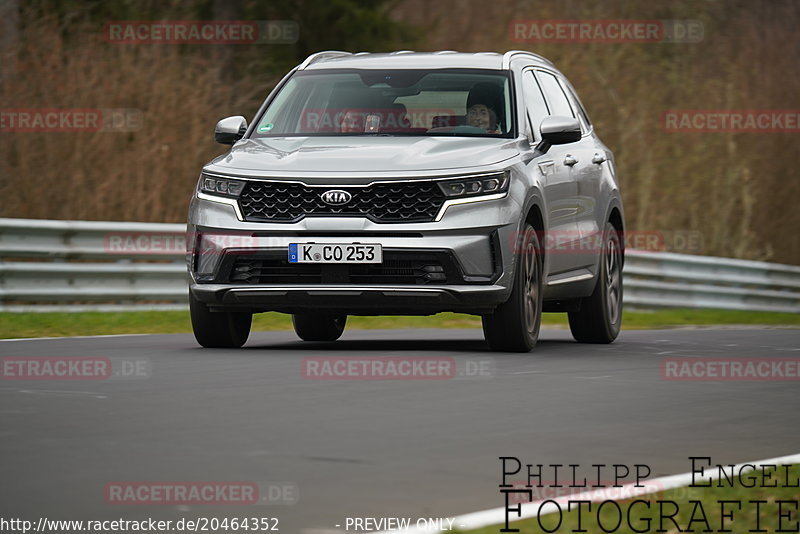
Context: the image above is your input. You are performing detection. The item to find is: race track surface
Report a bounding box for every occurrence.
[1,327,798,532]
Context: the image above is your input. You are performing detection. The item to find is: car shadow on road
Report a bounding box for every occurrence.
[242,337,580,354]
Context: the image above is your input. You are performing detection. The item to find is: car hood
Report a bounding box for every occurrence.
[207,136,520,175]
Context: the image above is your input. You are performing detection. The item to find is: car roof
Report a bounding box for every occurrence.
[299,51,554,71]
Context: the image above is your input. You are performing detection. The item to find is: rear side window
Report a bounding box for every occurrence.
[560,80,592,131]
[521,71,549,139]
[535,71,575,119]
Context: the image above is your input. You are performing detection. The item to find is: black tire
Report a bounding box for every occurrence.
[292,313,347,341]
[482,223,543,352]
[568,222,623,343]
[189,291,252,348]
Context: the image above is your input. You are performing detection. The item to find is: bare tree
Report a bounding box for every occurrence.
[0,0,19,82]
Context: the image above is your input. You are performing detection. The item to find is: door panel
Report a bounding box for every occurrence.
[560,78,605,269]
[535,70,584,274]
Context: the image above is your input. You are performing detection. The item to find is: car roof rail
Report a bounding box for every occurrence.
[501,50,554,69]
[298,50,353,70]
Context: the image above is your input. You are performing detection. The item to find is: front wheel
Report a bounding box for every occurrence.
[292,313,347,341]
[482,223,543,352]
[568,222,623,343]
[189,291,252,348]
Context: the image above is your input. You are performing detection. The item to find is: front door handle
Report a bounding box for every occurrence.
[564,155,578,167]
[592,153,606,164]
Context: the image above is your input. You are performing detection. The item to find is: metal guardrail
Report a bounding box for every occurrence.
[624,250,800,313]
[1,217,799,313]
[0,218,188,311]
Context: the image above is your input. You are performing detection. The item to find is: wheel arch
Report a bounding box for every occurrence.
[522,200,546,274]
[605,200,625,266]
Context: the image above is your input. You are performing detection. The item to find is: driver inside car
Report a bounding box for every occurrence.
[466,103,500,134]
[340,109,364,133]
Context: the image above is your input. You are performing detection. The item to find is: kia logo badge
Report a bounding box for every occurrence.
[320,190,352,205]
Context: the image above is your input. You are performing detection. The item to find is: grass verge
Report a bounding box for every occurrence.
[0,308,798,339]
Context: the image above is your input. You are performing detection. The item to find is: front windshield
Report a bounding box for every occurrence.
[251,69,514,138]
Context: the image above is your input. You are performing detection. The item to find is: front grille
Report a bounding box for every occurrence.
[228,256,449,285]
[345,259,447,284]
[220,250,479,285]
[230,257,322,284]
[238,181,446,223]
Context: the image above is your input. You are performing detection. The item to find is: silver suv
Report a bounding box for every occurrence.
[187,50,624,352]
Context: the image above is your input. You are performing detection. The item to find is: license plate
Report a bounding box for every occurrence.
[288,243,382,264]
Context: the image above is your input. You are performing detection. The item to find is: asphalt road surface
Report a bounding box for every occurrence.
[1,327,798,533]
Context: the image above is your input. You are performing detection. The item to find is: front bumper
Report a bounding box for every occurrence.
[187,184,524,315]
[190,283,511,315]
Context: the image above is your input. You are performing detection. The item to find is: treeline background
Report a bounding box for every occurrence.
[1,0,798,264]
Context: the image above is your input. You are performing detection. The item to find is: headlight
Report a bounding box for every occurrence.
[199,173,245,197]
[437,171,509,198]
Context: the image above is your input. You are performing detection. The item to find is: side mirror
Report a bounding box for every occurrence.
[215,116,247,145]
[536,116,581,152]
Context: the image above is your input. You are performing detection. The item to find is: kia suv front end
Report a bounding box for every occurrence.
[187,50,625,352]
